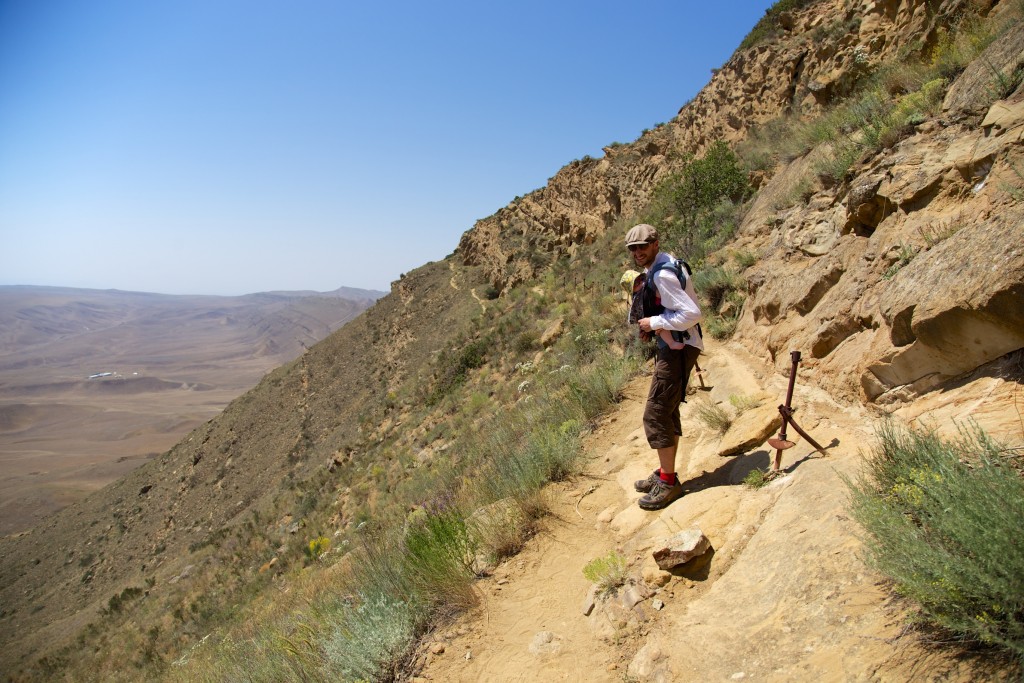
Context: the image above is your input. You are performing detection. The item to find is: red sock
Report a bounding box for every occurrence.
[659,470,676,484]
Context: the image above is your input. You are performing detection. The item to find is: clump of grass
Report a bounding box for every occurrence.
[703,314,739,340]
[743,469,771,489]
[846,422,1024,660]
[732,249,758,270]
[729,394,762,415]
[882,243,917,279]
[695,400,732,433]
[917,219,963,248]
[582,551,628,593]
[693,265,745,311]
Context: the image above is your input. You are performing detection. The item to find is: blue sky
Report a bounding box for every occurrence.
[0,0,775,296]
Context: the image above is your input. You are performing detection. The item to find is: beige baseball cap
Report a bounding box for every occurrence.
[625,223,659,246]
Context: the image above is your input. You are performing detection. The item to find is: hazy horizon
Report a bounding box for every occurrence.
[0,281,388,298]
[1,0,776,296]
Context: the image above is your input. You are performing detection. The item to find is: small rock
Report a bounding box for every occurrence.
[464,651,472,660]
[620,585,648,610]
[628,641,668,679]
[528,630,562,655]
[539,317,565,347]
[731,673,746,680]
[652,599,665,611]
[641,560,671,588]
[607,663,619,671]
[429,642,446,655]
[652,529,711,570]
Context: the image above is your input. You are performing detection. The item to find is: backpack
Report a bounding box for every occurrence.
[630,257,702,344]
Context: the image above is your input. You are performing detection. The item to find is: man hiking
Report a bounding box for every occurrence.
[625,223,703,510]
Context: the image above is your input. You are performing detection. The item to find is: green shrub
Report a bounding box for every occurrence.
[321,593,419,681]
[703,313,739,340]
[428,336,490,404]
[742,469,770,489]
[643,140,751,262]
[847,422,1024,659]
[304,536,330,562]
[693,265,744,311]
[582,551,628,593]
[732,249,758,269]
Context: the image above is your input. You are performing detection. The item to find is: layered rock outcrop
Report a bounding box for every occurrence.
[737,20,1024,403]
[458,0,1022,405]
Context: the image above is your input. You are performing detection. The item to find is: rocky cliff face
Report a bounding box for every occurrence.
[458,0,1022,406]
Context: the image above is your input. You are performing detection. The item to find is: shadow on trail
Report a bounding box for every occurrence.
[679,438,841,495]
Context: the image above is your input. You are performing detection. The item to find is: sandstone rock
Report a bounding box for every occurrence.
[539,317,564,348]
[797,219,841,256]
[628,641,672,682]
[844,173,888,234]
[871,220,1024,396]
[944,22,1024,116]
[652,529,712,570]
[641,557,672,588]
[619,584,647,610]
[981,97,1024,132]
[717,403,782,457]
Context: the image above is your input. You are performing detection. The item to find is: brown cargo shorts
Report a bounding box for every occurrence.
[643,343,701,449]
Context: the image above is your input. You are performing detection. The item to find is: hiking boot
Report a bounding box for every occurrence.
[638,478,685,511]
[634,469,661,493]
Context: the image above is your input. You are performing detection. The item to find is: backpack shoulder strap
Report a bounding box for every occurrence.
[647,257,687,292]
[647,258,703,341]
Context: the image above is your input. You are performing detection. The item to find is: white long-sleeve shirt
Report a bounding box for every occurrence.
[646,252,704,351]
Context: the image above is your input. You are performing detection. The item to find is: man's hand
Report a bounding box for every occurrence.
[638,317,653,333]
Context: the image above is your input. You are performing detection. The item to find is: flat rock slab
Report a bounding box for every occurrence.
[717,402,782,457]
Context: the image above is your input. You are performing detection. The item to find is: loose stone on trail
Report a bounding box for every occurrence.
[652,528,711,570]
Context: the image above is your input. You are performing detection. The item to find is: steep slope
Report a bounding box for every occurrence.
[0,261,489,675]
[0,285,384,535]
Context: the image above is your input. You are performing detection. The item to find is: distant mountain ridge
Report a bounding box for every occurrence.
[0,284,384,357]
[0,283,384,536]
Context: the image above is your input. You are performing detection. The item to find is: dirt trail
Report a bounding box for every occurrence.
[448,260,487,312]
[414,342,1017,682]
